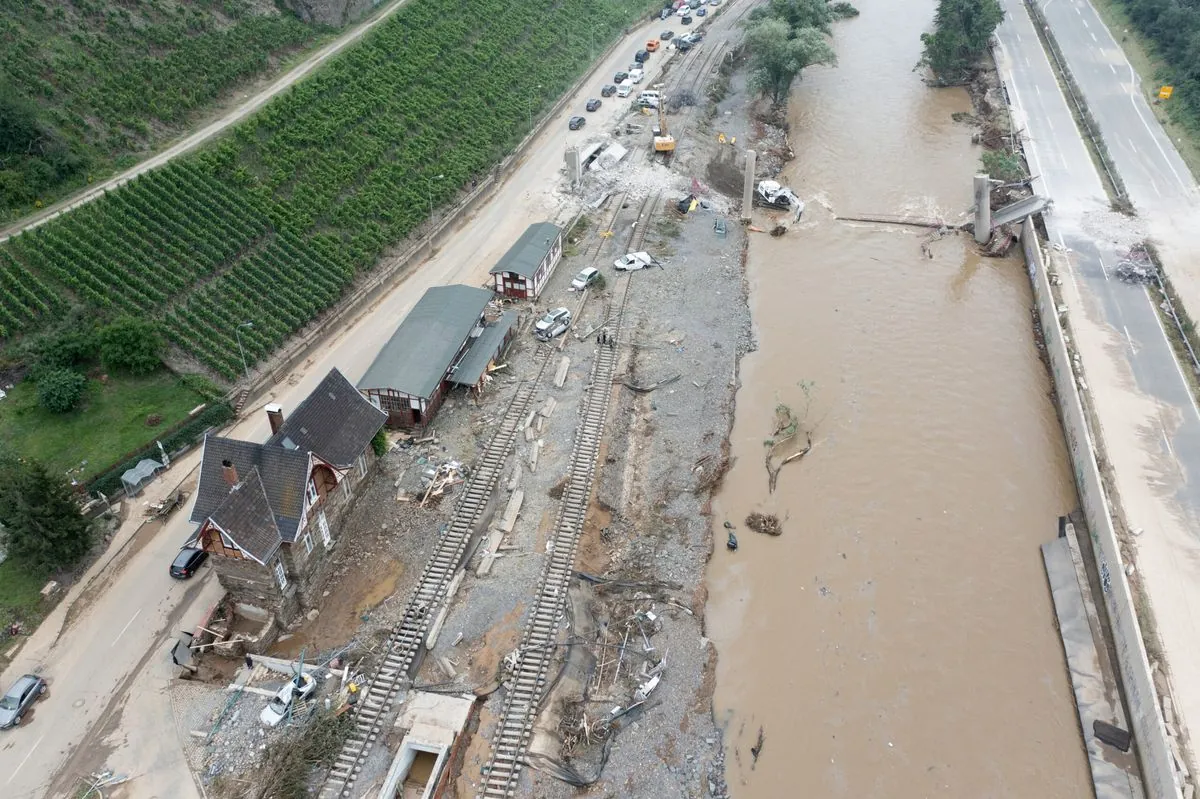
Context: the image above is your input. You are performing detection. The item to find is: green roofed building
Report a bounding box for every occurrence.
[489,222,563,300]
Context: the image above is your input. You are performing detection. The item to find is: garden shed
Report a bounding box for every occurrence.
[489,222,563,300]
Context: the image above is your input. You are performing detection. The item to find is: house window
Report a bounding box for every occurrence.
[303,532,314,554]
[274,560,288,589]
[305,479,319,508]
[318,511,333,549]
[357,454,367,476]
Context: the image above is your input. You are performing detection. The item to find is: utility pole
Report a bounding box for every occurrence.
[235,321,253,382]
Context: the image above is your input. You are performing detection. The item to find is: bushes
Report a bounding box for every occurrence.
[919,0,1004,85]
[0,455,92,571]
[99,316,164,375]
[36,368,86,413]
[371,428,388,458]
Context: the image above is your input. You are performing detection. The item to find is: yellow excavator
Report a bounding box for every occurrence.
[653,102,675,153]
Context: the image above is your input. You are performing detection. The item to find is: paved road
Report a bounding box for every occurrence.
[0,0,416,244]
[0,6,740,796]
[1039,0,1200,313]
[996,0,1200,773]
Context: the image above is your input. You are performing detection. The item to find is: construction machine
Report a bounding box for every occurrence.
[652,103,676,153]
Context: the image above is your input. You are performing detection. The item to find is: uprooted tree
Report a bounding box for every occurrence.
[763,380,819,492]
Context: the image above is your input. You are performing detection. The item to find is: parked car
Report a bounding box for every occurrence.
[568,116,586,130]
[169,547,208,579]
[601,83,616,97]
[534,308,572,340]
[586,98,602,112]
[660,7,672,19]
[661,30,674,40]
[681,14,693,24]
[0,674,47,729]
[616,81,633,98]
[614,251,658,272]
[677,38,693,51]
[260,673,317,727]
[696,7,707,15]
[629,68,644,84]
[676,6,689,15]
[571,267,601,290]
[614,70,629,84]
[646,39,660,52]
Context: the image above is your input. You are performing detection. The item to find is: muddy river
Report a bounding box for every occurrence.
[705,0,1093,796]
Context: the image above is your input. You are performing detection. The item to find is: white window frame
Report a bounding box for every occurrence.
[274,559,288,589]
[357,453,367,476]
[318,510,333,549]
[302,532,314,555]
[305,479,319,508]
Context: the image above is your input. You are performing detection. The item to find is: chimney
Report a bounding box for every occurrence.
[265,403,284,435]
[221,459,239,487]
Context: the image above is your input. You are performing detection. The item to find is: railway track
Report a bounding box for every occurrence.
[319,351,551,799]
[477,192,658,798]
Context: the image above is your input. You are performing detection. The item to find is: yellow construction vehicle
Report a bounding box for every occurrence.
[653,103,675,153]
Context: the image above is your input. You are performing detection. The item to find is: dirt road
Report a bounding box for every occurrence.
[0,10,695,797]
[0,0,413,243]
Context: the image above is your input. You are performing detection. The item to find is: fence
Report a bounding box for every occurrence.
[1021,221,1181,799]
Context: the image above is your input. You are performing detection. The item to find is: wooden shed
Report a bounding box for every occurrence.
[489,222,563,300]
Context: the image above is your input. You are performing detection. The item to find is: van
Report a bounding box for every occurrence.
[616,81,633,98]
[638,91,661,108]
[629,68,644,84]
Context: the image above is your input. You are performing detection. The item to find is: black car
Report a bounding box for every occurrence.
[681,14,693,24]
[586,98,602,112]
[0,674,46,729]
[568,116,586,131]
[170,547,208,579]
[634,50,647,63]
[614,70,629,84]
[601,84,616,97]
[677,39,693,51]
[661,30,674,40]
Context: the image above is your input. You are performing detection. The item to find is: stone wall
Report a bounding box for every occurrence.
[211,553,299,624]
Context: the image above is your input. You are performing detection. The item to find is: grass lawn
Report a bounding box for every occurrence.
[0,372,205,485]
[1089,0,1200,182]
[0,558,50,634]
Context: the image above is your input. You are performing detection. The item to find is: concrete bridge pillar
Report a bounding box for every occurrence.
[974,173,992,245]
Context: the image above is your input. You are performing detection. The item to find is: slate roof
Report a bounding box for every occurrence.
[207,468,283,565]
[450,311,518,388]
[268,368,386,468]
[189,436,309,542]
[488,222,562,279]
[357,285,493,399]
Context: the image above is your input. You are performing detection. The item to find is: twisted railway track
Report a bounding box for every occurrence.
[478,192,658,798]
[319,351,551,799]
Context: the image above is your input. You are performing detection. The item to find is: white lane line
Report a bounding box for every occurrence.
[1090,30,1098,43]
[1162,427,1175,458]
[113,609,141,647]
[7,734,45,784]
[1127,64,1190,193]
[1098,252,1110,281]
[1142,287,1200,424]
[1151,178,1161,197]
[1048,116,1055,132]
[1082,17,1089,28]
[1128,136,1137,152]
[1109,63,1117,74]
[1036,84,1042,97]
[1124,325,1134,348]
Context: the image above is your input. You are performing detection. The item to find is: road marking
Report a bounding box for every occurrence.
[1097,252,1109,281]
[1090,30,1097,43]
[1142,287,1200,425]
[1162,427,1175,458]
[1047,116,1055,132]
[113,609,141,647]
[1126,64,1190,193]
[1128,136,1137,152]
[7,735,44,784]
[1109,63,1117,74]
[1082,17,1088,28]
[1151,178,1161,197]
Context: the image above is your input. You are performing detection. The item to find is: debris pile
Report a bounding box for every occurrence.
[417,460,466,507]
[745,513,781,536]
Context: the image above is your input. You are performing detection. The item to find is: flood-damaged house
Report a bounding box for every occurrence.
[186,367,386,624]
[357,285,517,429]
[488,221,563,300]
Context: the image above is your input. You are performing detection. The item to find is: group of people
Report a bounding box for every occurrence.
[596,328,616,349]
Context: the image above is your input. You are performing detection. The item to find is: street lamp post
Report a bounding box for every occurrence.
[235,321,253,382]
[426,174,445,217]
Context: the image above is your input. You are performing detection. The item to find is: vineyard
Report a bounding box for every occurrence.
[0,0,322,218]
[0,0,655,380]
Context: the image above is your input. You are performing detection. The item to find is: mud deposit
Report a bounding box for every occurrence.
[705,0,1093,796]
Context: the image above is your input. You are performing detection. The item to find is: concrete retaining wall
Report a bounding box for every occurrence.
[1021,220,1181,798]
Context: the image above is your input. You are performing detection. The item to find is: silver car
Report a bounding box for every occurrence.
[0,674,46,729]
[534,307,572,340]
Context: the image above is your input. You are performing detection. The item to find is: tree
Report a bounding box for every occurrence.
[37,368,87,413]
[747,0,835,34]
[0,455,92,572]
[747,18,837,105]
[919,0,1005,84]
[99,316,164,375]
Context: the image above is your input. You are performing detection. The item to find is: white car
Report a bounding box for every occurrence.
[534,307,572,340]
[629,69,644,84]
[616,80,633,98]
[614,251,658,272]
[571,267,601,290]
[260,673,317,727]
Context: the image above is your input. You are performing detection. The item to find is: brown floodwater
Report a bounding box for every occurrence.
[705,0,1093,796]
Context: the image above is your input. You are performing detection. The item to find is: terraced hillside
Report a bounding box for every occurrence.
[0,0,324,221]
[0,0,652,380]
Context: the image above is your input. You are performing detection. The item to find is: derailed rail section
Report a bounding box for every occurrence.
[479,194,655,797]
[320,353,550,799]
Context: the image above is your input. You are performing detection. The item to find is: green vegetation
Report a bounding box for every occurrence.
[0,557,53,638]
[36,368,87,413]
[371,428,388,458]
[0,1,323,220]
[0,0,657,381]
[981,149,1027,182]
[0,455,93,571]
[744,0,840,106]
[98,316,166,376]
[0,372,207,484]
[918,0,1004,85]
